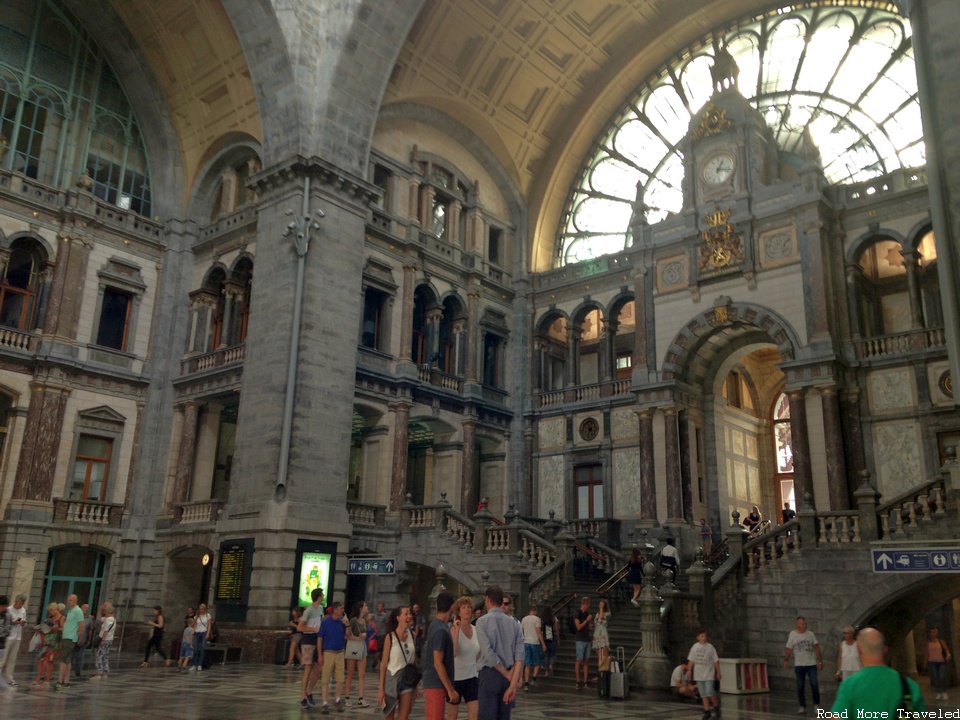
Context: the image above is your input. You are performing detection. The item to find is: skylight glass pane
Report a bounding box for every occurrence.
[558,3,923,266]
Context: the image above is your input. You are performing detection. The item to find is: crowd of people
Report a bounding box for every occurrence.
[0,587,948,717]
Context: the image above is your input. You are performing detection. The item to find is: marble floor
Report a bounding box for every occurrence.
[0,657,953,720]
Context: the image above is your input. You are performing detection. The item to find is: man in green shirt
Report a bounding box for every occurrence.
[57,594,84,690]
[831,627,925,715]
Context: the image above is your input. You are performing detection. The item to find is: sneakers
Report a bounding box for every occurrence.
[357,698,369,708]
[343,697,351,707]
[321,703,330,715]
[300,699,310,710]
[631,599,639,607]
[531,677,537,685]
[336,697,345,712]
[189,666,198,672]
[798,707,806,714]
[7,680,18,686]
[523,682,529,691]
[576,681,583,691]
[306,694,316,707]
[702,711,712,720]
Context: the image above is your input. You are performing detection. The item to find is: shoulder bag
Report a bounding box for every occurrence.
[394,631,422,691]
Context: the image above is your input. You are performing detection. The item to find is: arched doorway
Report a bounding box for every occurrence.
[164,545,213,615]
[42,546,108,612]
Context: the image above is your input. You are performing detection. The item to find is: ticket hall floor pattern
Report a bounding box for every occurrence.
[0,661,953,720]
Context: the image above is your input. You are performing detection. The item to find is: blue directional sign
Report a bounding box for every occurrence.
[872,549,960,573]
[347,558,396,575]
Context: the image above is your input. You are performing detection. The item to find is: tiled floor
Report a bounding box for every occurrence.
[0,657,952,720]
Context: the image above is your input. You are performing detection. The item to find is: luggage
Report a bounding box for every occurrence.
[597,670,610,698]
[609,646,630,700]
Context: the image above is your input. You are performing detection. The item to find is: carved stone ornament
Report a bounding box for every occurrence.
[939,369,953,399]
[699,206,743,271]
[76,169,94,191]
[692,103,732,140]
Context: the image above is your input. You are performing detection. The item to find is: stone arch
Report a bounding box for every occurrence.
[906,220,934,251]
[608,292,636,323]
[535,308,570,335]
[201,264,230,290]
[570,300,606,326]
[3,231,54,263]
[846,228,908,265]
[187,132,263,221]
[47,533,119,556]
[661,302,801,383]
[65,1,184,217]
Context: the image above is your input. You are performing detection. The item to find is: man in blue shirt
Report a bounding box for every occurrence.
[475,585,524,720]
[317,601,348,714]
[422,591,458,719]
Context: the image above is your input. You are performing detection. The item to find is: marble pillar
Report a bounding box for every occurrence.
[460,419,477,515]
[389,401,412,511]
[466,287,480,383]
[821,387,849,510]
[171,401,200,505]
[398,261,417,363]
[11,382,70,502]
[664,407,684,522]
[788,389,815,509]
[638,409,657,523]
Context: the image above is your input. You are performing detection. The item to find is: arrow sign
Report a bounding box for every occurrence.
[347,558,397,575]
[872,548,960,573]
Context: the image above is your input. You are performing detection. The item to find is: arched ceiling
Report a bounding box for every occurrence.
[101,0,784,256]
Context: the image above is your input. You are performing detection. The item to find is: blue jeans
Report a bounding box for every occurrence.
[795,665,820,707]
[193,632,207,668]
[929,661,947,693]
[478,666,514,720]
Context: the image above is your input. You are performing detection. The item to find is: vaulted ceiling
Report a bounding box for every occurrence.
[101,0,791,256]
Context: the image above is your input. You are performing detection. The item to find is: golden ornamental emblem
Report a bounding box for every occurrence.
[692,103,732,140]
[700,206,741,270]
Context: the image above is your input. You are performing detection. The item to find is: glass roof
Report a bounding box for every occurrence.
[558,2,920,266]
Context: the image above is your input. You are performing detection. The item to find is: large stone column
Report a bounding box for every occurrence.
[820,387,850,510]
[389,400,412,511]
[465,286,480,383]
[902,250,925,330]
[11,382,70,502]
[42,235,91,340]
[191,403,223,501]
[788,389,815,509]
[899,0,960,407]
[600,319,617,382]
[632,264,650,380]
[664,406,684,523]
[840,386,867,490]
[638,409,657,525]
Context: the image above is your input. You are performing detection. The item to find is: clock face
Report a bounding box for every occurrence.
[703,153,735,185]
[579,417,600,442]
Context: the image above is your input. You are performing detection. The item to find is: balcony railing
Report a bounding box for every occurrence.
[417,365,464,393]
[174,500,224,525]
[52,498,123,528]
[347,501,386,528]
[857,327,945,360]
[0,327,37,351]
[536,378,631,408]
[181,344,245,375]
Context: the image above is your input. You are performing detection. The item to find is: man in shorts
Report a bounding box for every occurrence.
[57,594,84,690]
[520,604,545,689]
[686,629,721,720]
[298,587,325,709]
[178,617,195,671]
[422,592,458,720]
[573,596,593,691]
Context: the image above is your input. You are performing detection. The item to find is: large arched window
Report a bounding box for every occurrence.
[0,238,46,330]
[0,1,152,215]
[558,2,920,265]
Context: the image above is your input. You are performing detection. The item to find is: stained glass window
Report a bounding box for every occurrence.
[559,2,919,265]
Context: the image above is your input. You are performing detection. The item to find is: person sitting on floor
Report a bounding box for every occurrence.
[671,663,700,701]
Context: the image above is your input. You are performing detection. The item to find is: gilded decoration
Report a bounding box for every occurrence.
[692,103,732,140]
[700,207,743,273]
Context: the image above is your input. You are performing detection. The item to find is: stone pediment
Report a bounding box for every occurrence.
[77,405,127,426]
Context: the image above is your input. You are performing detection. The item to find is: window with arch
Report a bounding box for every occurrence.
[0,392,12,467]
[0,238,46,330]
[210,155,261,220]
[558,3,921,264]
[772,392,795,510]
[0,1,152,215]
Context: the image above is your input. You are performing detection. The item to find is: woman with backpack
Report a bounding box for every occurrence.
[539,605,559,678]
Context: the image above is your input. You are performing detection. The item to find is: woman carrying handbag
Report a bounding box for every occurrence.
[378,606,420,720]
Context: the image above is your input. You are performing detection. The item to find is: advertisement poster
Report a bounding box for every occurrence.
[297,552,331,607]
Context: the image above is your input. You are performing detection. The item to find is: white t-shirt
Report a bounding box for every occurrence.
[520,614,541,645]
[840,641,861,674]
[100,616,116,642]
[687,641,719,681]
[195,613,211,634]
[786,630,819,666]
[8,605,26,641]
[671,664,692,686]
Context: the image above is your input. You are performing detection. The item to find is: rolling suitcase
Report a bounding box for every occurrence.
[609,646,630,700]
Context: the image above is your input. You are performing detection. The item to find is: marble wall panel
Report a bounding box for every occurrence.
[538,454,565,517]
[613,448,641,517]
[873,421,923,499]
[612,407,639,441]
[868,368,916,412]
[539,417,565,450]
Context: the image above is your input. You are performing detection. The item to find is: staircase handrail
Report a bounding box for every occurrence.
[597,564,629,596]
[741,519,794,554]
[513,516,548,538]
[876,476,947,516]
[574,542,605,563]
[442,507,477,549]
[584,537,625,565]
[529,557,564,606]
[518,528,557,566]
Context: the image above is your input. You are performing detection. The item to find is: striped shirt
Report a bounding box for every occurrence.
[475,607,524,670]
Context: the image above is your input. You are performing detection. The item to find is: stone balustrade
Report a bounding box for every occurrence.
[181,344,246,374]
[0,327,36,351]
[857,326,945,360]
[347,501,386,528]
[536,379,631,408]
[52,498,123,527]
[174,500,224,524]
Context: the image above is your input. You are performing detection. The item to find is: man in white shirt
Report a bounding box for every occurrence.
[520,604,545,689]
[1,594,26,686]
[784,616,822,714]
